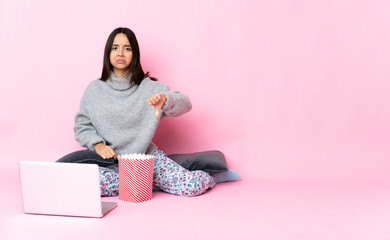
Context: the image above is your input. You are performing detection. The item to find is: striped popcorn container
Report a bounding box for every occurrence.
[118,154,154,203]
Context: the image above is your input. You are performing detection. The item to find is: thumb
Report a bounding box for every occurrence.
[154,106,160,119]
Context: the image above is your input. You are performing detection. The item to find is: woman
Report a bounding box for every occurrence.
[57,27,217,197]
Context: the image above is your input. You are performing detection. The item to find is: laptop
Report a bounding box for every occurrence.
[19,161,117,218]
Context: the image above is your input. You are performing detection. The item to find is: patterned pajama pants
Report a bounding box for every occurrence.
[99,150,216,197]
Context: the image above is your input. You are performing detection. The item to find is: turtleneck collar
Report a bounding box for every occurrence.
[107,71,133,90]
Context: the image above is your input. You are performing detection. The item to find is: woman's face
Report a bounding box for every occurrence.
[110,33,133,75]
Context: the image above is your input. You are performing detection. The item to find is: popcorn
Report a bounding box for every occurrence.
[118,154,154,203]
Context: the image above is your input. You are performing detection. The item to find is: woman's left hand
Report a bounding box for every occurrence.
[147,93,167,119]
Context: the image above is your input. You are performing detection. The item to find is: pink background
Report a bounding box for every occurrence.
[2,1,390,239]
[1,0,390,184]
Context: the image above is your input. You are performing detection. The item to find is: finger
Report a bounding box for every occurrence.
[97,146,111,159]
[152,97,161,105]
[104,148,115,159]
[97,150,105,159]
[100,149,108,159]
[147,99,156,105]
[155,106,160,119]
[147,95,162,105]
[108,149,116,159]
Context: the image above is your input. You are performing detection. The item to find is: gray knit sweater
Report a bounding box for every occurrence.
[74,73,192,155]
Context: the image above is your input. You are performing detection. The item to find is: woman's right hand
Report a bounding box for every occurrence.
[94,142,117,159]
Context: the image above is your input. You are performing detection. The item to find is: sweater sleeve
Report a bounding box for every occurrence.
[73,92,105,150]
[161,90,192,117]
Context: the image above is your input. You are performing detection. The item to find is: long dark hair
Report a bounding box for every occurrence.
[100,27,156,84]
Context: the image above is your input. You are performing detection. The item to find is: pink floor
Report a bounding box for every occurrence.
[1,172,390,240]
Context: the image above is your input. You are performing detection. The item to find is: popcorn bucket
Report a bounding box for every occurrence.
[118,154,154,203]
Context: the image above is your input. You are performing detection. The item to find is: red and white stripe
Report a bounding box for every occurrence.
[118,154,153,203]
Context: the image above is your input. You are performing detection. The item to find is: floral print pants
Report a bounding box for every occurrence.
[99,150,216,197]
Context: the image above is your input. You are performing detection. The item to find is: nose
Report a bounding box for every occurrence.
[118,47,124,56]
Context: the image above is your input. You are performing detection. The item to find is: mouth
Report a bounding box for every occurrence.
[116,59,126,64]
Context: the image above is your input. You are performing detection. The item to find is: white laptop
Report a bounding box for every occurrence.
[19,161,117,218]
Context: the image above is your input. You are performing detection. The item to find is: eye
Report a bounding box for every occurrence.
[125,47,132,51]
[111,47,118,51]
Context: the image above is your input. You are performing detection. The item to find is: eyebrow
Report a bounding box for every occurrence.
[112,44,131,47]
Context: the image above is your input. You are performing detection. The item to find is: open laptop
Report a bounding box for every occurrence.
[19,161,117,218]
